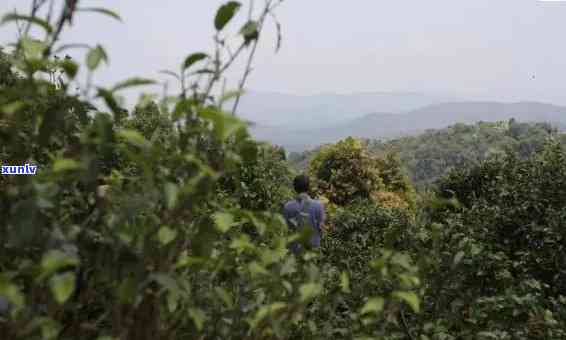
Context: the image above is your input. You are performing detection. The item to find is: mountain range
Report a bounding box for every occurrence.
[235,91,460,129]
[241,95,566,152]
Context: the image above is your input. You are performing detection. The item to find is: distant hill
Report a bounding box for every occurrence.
[235,91,459,129]
[370,120,565,187]
[251,101,566,152]
[288,120,566,187]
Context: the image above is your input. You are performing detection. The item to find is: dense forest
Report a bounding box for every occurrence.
[251,101,566,152]
[290,120,564,187]
[2,2,566,340]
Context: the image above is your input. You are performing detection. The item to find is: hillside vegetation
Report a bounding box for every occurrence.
[252,101,566,152]
[290,120,563,187]
[370,120,563,186]
[2,2,566,340]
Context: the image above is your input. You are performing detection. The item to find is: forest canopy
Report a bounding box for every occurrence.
[290,120,564,188]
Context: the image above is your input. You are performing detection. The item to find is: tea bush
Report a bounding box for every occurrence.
[0,2,421,339]
[407,142,566,339]
[308,137,416,212]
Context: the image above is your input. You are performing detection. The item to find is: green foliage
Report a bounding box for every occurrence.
[308,137,416,212]
[220,143,293,211]
[369,120,560,187]
[215,1,242,31]
[407,142,566,339]
[0,2,420,340]
[8,1,566,339]
[309,137,382,206]
[309,201,421,338]
[182,52,208,71]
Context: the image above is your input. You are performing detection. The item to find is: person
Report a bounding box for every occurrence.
[283,174,325,253]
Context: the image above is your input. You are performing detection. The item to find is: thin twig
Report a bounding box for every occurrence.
[24,0,47,37]
[219,43,246,74]
[230,38,258,116]
[201,34,222,102]
[220,77,227,110]
[231,0,278,116]
[46,0,56,27]
[13,9,25,40]
[46,0,78,57]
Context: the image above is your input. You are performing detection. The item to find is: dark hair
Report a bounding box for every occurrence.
[293,174,310,194]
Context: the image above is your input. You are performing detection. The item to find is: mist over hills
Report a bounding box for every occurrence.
[236,91,460,129]
[246,100,566,152]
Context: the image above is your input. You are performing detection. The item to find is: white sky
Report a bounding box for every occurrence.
[2,0,566,104]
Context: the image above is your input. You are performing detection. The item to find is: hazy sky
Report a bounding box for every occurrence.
[2,0,566,104]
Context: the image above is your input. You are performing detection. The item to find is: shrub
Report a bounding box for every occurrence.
[409,142,566,339]
[220,143,293,212]
[308,137,416,212]
[0,2,421,340]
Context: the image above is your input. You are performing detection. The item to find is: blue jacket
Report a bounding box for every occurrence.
[283,193,325,250]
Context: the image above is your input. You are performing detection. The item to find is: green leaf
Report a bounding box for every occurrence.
[53,43,91,54]
[137,93,159,109]
[248,261,269,277]
[392,291,420,313]
[52,158,82,173]
[157,226,177,246]
[299,282,322,303]
[1,101,24,115]
[164,182,179,209]
[175,252,206,270]
[117,129,151,150]
[215,1,241,31]
[60,59,79,79]
[188,308,207,331]
[340,271,351,293]
[1,13,53,33]
[86,45,108,71]
[34,318,61,340]
[229,235,254,254]
[214,287,233,308]
[96,88,125,120]
[117,277,137,305]
[49,272,76,304]
[111,78,156,92]
[150,274,180,295]
[0,277,24,308]
[280,257,297,276]
[159,69,181,81]
[360,297,384,315]
[40,250,79,281]
[213,212,238,233]
[240,20,259,44]
[248,302,286,329]
[199,107,246,141]
[182,53,208,71]
[167,290,180,313]
[77,7,122,22]
[219,89,245,107]
[390,253,414,270]
[453,250,465,266]
[477,332,501,339]
[193,69,215,75]
[21,37,46,60]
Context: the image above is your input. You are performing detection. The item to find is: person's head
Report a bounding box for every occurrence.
[293,174,310,194]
